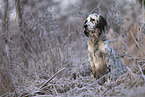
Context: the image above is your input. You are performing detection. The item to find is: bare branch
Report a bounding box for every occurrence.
[38,67,65,90]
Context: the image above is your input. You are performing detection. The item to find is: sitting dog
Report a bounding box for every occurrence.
[83,13,127,84]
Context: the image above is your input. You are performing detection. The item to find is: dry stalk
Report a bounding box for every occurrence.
[129,31,145,55]
[38,67,65,90]
[114,32,133,56]
[138,64,145,80]
[53,84,59,96]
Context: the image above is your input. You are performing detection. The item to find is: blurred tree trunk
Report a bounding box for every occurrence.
[15,0,29,68]
[2,0,9,35]
[0,0,14,94]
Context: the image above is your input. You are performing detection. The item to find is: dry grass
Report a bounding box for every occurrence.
[0,0,145,97]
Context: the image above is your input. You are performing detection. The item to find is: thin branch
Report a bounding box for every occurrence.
[39,84,53,91]
[129,31,145,55]
[38,67,65,90]
[53,84,59,96]
[138,64,145,80]
[114,32,133,57]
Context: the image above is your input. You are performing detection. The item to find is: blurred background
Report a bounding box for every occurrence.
[0,0,145,96]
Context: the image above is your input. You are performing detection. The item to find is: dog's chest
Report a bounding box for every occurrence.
[88,40,109,54]
[87,40,109,69]
[88,39,113,66]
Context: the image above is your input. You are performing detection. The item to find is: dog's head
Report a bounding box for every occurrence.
[83,13,107,37]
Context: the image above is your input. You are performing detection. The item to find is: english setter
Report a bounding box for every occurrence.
[83,13,127,84]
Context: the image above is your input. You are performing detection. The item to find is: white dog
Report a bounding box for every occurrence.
[83,13,127,84]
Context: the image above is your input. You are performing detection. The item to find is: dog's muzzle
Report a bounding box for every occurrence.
[83,24,89,37]
[83,24,88,29]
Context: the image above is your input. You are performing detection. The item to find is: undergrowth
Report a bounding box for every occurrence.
[0,0,145,97]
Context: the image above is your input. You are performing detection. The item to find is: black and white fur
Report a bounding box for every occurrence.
[83,13,127,84]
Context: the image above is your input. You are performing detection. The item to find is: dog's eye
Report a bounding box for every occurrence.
[90,18,95,22]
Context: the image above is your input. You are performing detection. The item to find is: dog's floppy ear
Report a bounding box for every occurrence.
[97,15,107,32]
[84,20,89,37]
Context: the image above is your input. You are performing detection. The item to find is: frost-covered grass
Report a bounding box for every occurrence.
[0,0,145,96]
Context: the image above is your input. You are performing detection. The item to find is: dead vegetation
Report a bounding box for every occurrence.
[0,0,145,97]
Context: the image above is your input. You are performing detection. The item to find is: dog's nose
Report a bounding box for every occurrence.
[83,24,87,28]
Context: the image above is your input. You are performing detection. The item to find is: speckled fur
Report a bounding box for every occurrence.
[88,29,112,84]
[84,13,127,84]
